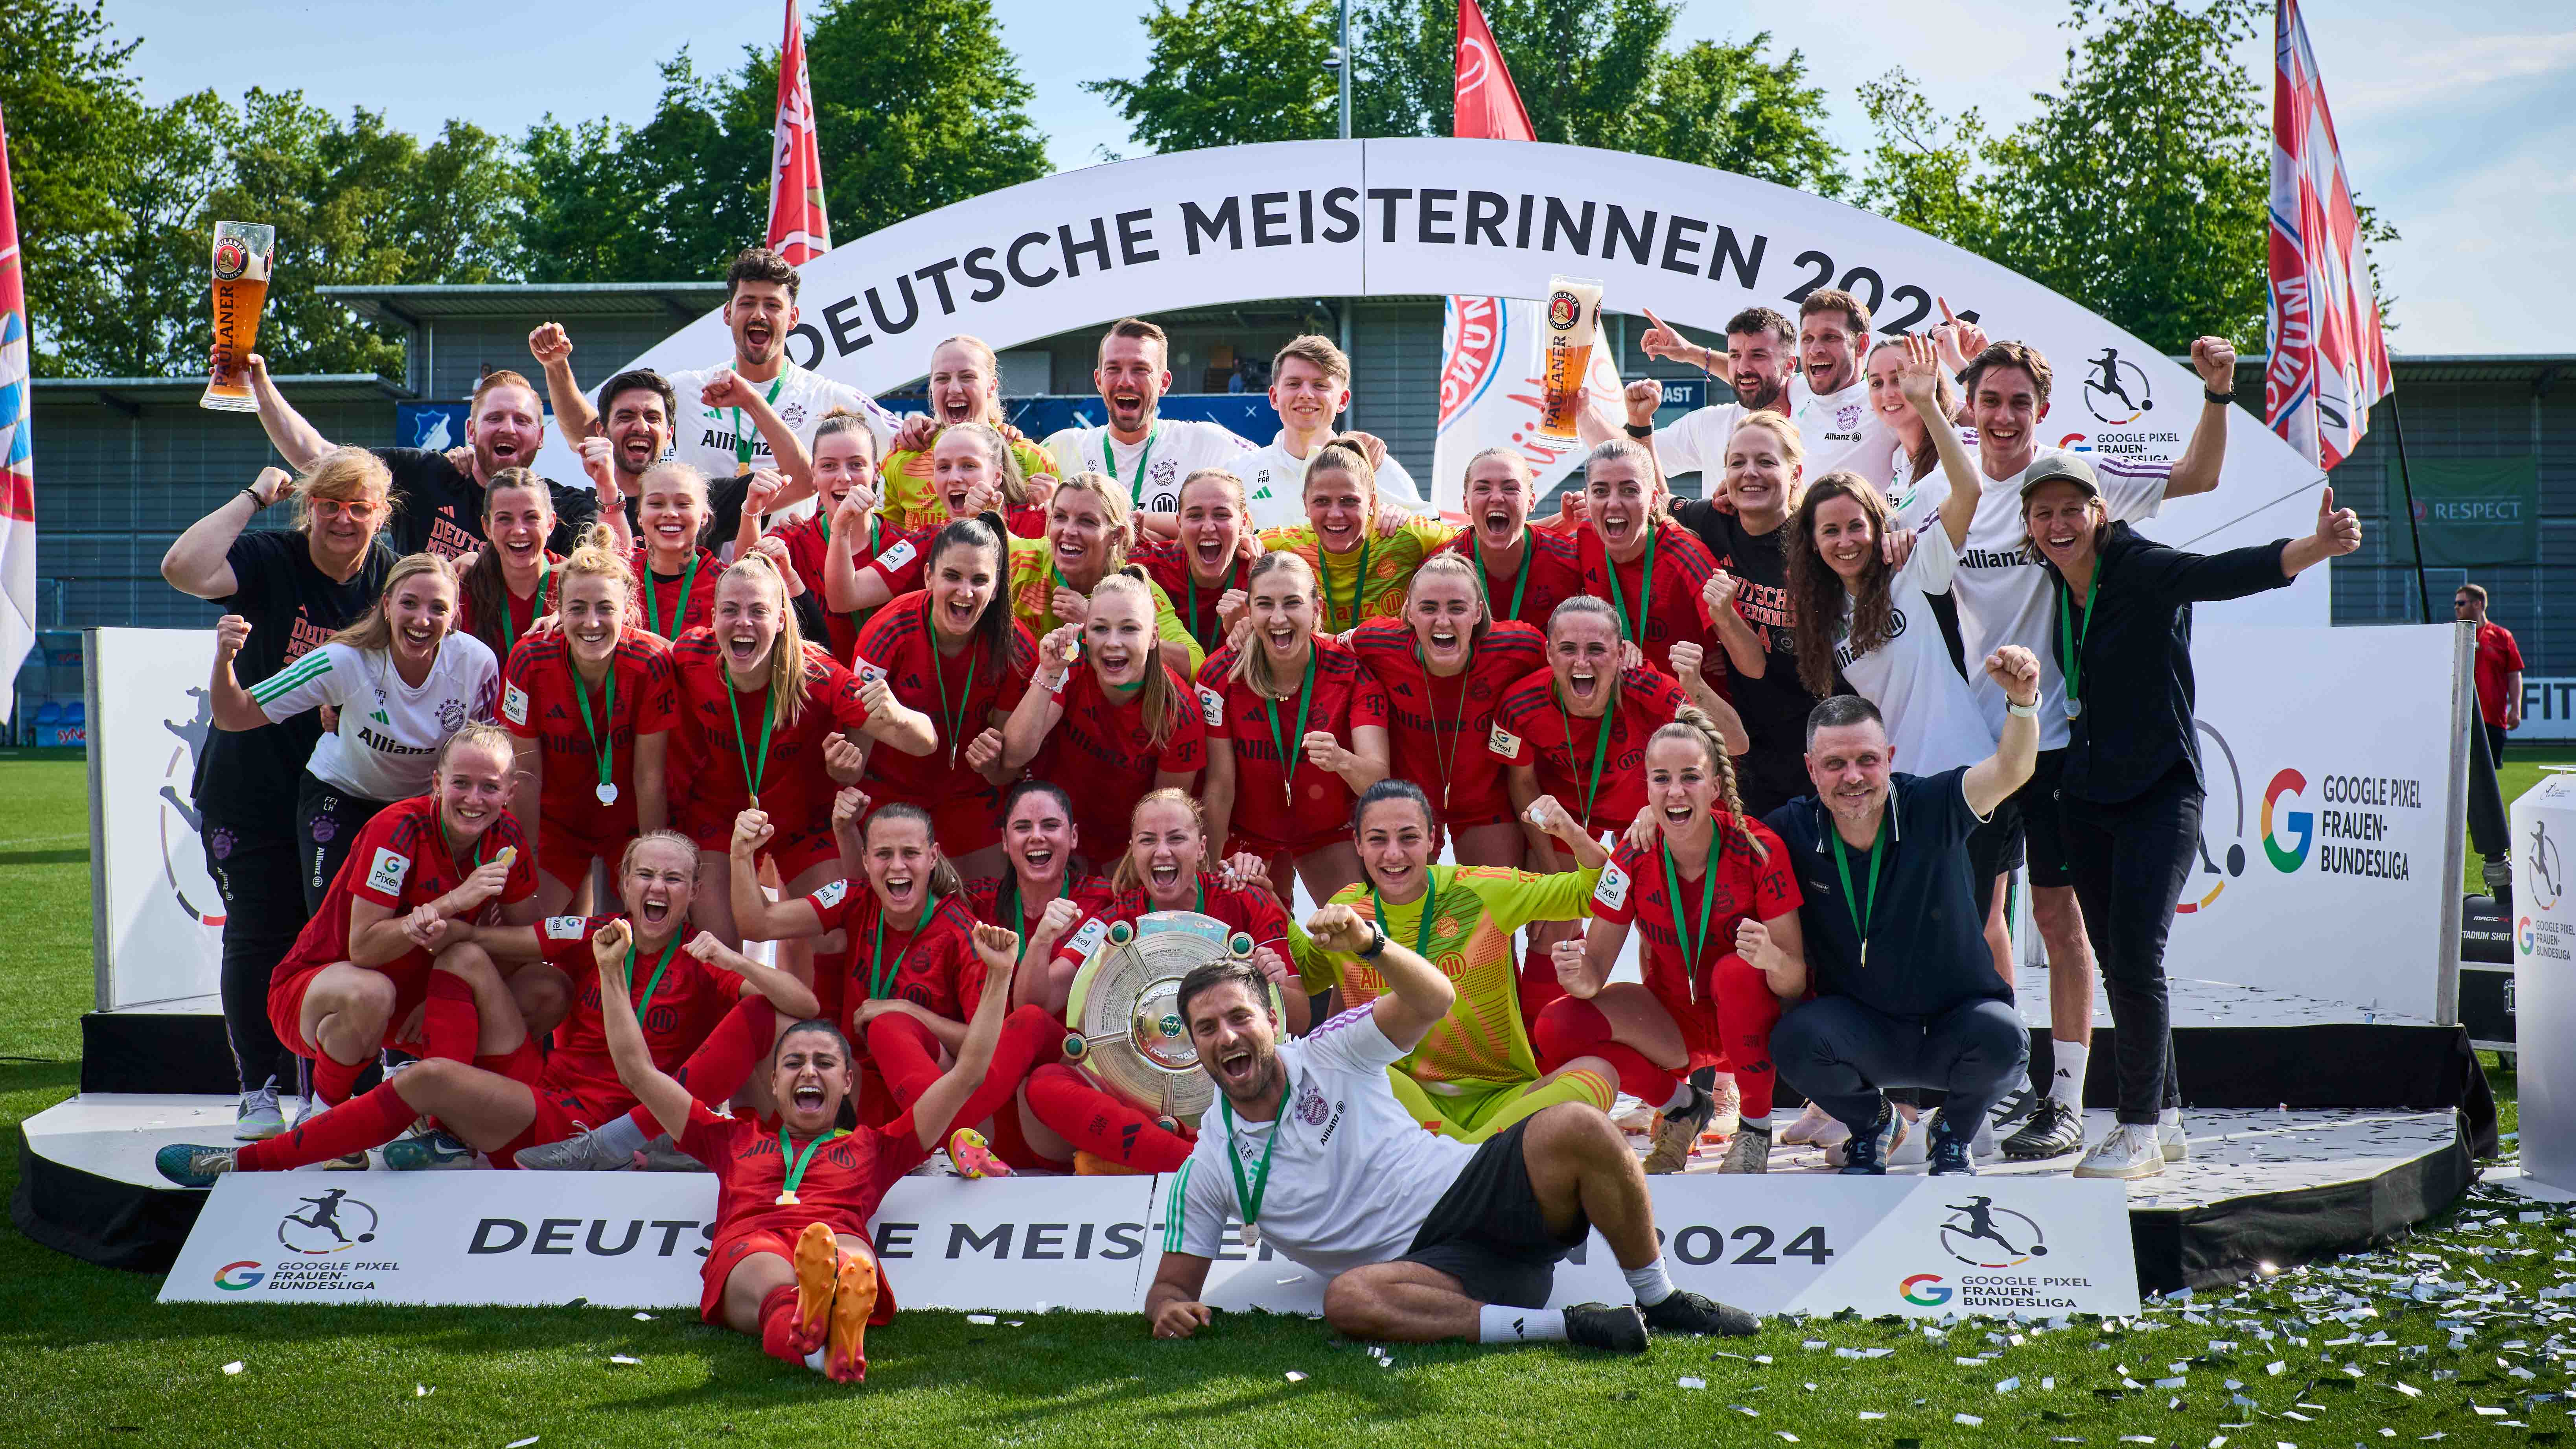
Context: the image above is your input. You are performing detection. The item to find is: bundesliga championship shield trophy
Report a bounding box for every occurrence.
[200,221,276,413]
[1535,274,1604,441]
[1059,911,1274,1123]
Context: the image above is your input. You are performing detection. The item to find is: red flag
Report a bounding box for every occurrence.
[766,0,830,265]
[2266,0,2388,472]
[0,105,35,722]
[1453,0,1534,142]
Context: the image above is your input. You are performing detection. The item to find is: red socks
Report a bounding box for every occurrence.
[310,1051,366,1106]
[1534,997,1684,1109]
[865,1013,945,1106]
[757,1283,805,1365]
[909,1005,1058,1145]
[1707,953,1782,1119]
[422,973,479,1064]
[1025,1064,1192,1173]
[624,997,779,1137]
[238,1077,416,1171]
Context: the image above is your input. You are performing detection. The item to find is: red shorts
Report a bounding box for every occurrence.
[538,818,632,889]
[267,958,429,1059]
[1440,806,1518,834]
[1231,823,1353,861]
[702,1228,901,1327]
[466,1040,593,1170]
[679,808,842,884]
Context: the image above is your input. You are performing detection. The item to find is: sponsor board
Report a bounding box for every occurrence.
[169,1172,2134,1316]
[2512,775,2576,1193]
[87,628,226,1010]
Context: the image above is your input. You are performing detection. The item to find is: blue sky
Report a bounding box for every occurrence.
[99,0,2570,354]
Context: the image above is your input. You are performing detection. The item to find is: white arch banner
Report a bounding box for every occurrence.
[587,137,2326,623]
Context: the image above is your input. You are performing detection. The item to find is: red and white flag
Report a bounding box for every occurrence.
[1452,0,1534,143]
[2266,0,2389,473]
[0,107,36,722]
[766,0,830,266]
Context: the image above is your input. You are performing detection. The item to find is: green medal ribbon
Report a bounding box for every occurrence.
[1219,1094,1282,1238]
[502,559,551,659]
[1370,869,1439,960]
[1828,812,1888,970]
[820,506,882,633]
[931,635,981,771]
[625,932,681,1020]
[1260,651,1319,807]
[644,551,702,639]
[723,676,777,808]
[1473,534,1532,622]
[2054,570,2101,721]
[1659,834,1723,1005]
[732,376,785,467]
[1552,681,1617,824]
[868,897,937,1001]
[1103,427,1159,509]
[1322,538,1372,633]
[569,653,619,803]
[1600,523,1658,643]
[1418,650,1475,815]
[773,1126,847,1206]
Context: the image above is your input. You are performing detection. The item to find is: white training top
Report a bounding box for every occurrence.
[250,634,500,802]
[1226,432,1428,530]
[664,359,899,524]
[1044,418,1256,519]
[1167,1005,1476,1280]
[1876,426,1980,525]
[1649,376,1892,486]
[1950,452,2170,748]
[1836,523,1997,775]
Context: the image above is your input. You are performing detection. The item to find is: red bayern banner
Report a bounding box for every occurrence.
[767,0,830,266]
[2266,0,2390,473]
[0,104,37,720]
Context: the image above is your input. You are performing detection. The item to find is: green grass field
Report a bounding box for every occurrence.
[0,750,2563,1447]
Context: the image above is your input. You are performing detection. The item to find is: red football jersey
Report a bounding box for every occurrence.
[1350,618,1544,827]
[1489,665,1688,831]
[961,872,1116,937]
[1058,873,1292,970]
[1593,822,1801,1014]
[1193,635,1390,850]
[500,629,679,842]
[772,512,918,659]
[804,880,986,1033]
[533,914,744,1103]
[1134,539,1250,655]
[274,796,539,988]
[1432,528,1586,632]
[668,629,876,838]
[457,554,565,659]
[1575,518,1722,682]
[850,592,1037,808]
[1035,663,1209,850]
[680,1101,924,1251]
[632,547,723,642]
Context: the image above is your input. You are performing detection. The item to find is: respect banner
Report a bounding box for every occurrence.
[2392,455,2539,566]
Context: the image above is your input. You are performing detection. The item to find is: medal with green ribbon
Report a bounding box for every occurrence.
[1659,834,1722,1004]
[1419,652,1474,815]
[1600,523,1658,643]
[502,559,551,660]
[1261,651,1318,807]
[625,931,680,1020]
[1103,427,1159,509]
[2055,570,2100,722]
[1473,534,1532,622]
[1828,812,1887,970]
[931,635,981,771]
[868,897,937,1002]
[644,551,701,639]
[732,376,785,467]
[569,653,620,806]
[773,1126,847,1207]
[724,677,777,809]
[1552,681,1617,825]
[1370,869,1440,963]
[1220,1094,1283,1248]
[1322,538,1372,632]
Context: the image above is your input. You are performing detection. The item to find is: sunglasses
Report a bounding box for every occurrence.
[309,497,385,523]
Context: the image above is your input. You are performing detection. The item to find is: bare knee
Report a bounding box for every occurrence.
[512,967,571,1036]
[433,941,502,985]
[1322,1270,1399,1338]
[1523,1100,1622,1162]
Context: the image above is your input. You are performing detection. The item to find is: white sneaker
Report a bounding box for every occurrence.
[1778,1101,1835,1146]
[2071,1123,2165,1180]
[2157,1113,2189,1162]
[234,1082,284,1141]
[1887,1103,1929,1166]
[1706,1075,1742,1138]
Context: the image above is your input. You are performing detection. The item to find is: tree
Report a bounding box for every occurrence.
[0,0,145,375]
[1083,0,1339,155]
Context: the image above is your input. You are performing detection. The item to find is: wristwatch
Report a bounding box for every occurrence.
[2005,696,2040,718]
[1623,422,1655,440]
[2204,388,2236,406]
[1355,923,1389,960]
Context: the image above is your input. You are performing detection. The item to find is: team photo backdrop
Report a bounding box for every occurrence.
[87,626,225,1011]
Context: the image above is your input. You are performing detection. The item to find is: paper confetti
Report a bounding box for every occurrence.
[507,1441,540,1449]
[608,1355,641,1366]
[967,1314,996,1325]
[1996,1377,2020,1392]
[414,1385,432,1398]
[1677,1377,1705,1390]
[1284,1371,1307,1383]
[632,1312,654,1321]
[1954,1413,1985,1426]
[221,1362,243,1376]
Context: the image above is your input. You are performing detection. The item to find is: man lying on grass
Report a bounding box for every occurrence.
[1146,902,1762,1352]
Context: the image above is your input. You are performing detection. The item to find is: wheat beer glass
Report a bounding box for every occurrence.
[201,221,276,413]
[1534,275,1603,441]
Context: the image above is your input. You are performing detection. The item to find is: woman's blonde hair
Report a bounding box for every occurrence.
[1726,410,1807,511]
[1087,569,1184,748]
[291,447,395,538]
[554,521,633,615]
[1646,707,1768,863]
[716,551,814,731]
[1178,467,1249,515]
[1049,470,1136,574]
[617,829,701,883]
[1300,434,1378,514]
[330,552,457,655]
[1111,787,1207,892]
[436,720,517,777]
[1227,550,1316,698]
[942,420,1031,508]
[1406,552,1491,654]
[865,803,965,901]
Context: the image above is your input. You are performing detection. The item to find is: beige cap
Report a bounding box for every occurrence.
[2018,451,2101,502]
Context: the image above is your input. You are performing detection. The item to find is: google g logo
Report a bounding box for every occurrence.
[2262,769,2313,873]
[1900,1274,1951,1307]
[2523,917,2538,956]
[214,1261,264,1291]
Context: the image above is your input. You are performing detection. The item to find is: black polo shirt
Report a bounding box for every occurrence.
[1763,766,2005,1019]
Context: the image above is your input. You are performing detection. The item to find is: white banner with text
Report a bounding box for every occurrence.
[88,627,226,1010]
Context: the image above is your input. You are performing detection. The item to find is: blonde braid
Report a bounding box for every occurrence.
[1655,707,1770,863]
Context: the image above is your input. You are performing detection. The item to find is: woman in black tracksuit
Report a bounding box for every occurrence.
[158,452,397,1140]
[2021,457,2360,1181]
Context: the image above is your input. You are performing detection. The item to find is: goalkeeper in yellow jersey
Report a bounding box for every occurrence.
[1299,779,1621,1142]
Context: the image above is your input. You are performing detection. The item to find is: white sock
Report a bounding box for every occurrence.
[1739,1112,1772,1133]
[2047,1040,2089,1108]
[1623,1257,1676,1307]
[593,1114,651,1157]
[1478,1304,1569,1342]
[2157,1107,2183,1129]
[1658,1082,1694,1114]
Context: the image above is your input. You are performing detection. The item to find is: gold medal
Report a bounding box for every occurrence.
[774,1190,800,1207]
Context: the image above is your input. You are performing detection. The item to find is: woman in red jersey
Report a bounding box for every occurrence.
[1490,597,1713,853]
[960,779,1115,948]
[1538,711,1804,1177]
[851,517,1037,879]
[155,831,816,1182]
[1020,789,1307,1174]
[1572,437,1725,680]
[1197,550,1390,906]
[455,469,562,664]
[1348,553,1544,867]
[1431,448,1587,631]
[626,462,724,642]
[599,909,1027,1383]
[755,410,903,659]
[1001,571,1208,853]
[669,555,936,945]
[1135,468,1259,655]
[499,526,676,915]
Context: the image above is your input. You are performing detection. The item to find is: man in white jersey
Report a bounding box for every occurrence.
[1223,335,1427,529]
[1043,318,1254,539]
[1944,336,2239,1161]
[533,247,897,524]
[1146,904,1758,1350]
[1580,305,1795,480]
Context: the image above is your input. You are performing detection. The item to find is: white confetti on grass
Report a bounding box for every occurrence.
[507,1440,540,1449]
[1954,1413,1984,1426]
[1676,1377,1705,1390]
[631,1312,654,1321]
[608,1355,641,1366]
[221,1362,243,1376]
[1284,1371,1307,1383]
[967,1313,996,1325]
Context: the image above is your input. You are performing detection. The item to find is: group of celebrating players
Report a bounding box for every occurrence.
[150,245,2362,1377]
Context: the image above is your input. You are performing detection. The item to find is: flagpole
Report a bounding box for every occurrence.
[2383,386,2432,623]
